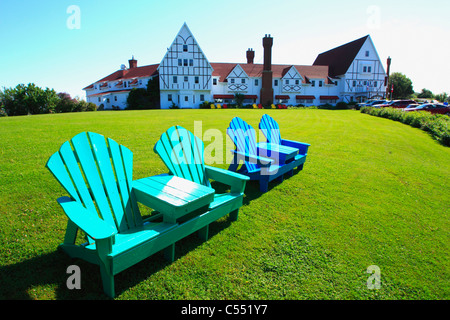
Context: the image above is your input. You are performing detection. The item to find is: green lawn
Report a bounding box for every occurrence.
[0,109,448,300]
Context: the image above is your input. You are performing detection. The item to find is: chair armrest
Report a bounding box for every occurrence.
[57,197,117,241]
[205,165,249,194]
[281,139,311,155]
[231,150,273,168]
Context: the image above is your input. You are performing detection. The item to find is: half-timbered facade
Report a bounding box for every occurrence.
[83,23,387,109]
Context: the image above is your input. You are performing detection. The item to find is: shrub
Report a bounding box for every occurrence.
[335,102,349,110]
[361,107,450,147]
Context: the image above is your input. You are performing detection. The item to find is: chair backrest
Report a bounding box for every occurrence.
[46,132,142,239]
[154,126,210,187]
[259,114,281,145]
[227,117,259,172]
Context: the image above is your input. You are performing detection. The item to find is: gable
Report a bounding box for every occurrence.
[158,23,213,90]
[227,64,250,92]
[281,66,303,81]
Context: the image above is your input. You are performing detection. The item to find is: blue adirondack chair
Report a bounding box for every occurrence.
[227,117,307,192]
[259,114,311,157]
[46,131,248,298]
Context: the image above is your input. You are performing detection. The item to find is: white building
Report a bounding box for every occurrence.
[83,23,388,109]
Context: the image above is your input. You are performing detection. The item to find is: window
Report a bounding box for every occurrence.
[285,80,290,85]
[106,98,110,103]
[185,96,189,102]
[189,59,194,66]
[353,81,357,87]
[319,81,323,87]
[365,51,370,57]
[173,76,178,84]
[241,79,245,84]
[168,94,172,102]
[183,59,188,67]
[200,94,205,101]
[368,66,372,73]
[311,81,315,87]
[195,76,199,84]
[230,79,235,84]
[295,80,300,85]
[114,96,117,102]
[98,97,101,102]
[184,76,188,82]
[363,66,367,73]
[274,80,278,86]
[213,78,217,85]
[183,44,188,52]
[178,59,182,66]
[255,79,259,86]
[374,81,378,87]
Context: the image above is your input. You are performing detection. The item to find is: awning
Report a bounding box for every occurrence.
[320,96,339,100]
[213,95,235,99]
[296,95,316,99]
[244,95,258,99]
[88,90,131,97]
[275,95,290,99]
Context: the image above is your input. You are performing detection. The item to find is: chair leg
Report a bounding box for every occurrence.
[198,225,209,241]
[164,243,175,262]
[259,180,269,193]
[99,264,115,298]
[229,209,239,221]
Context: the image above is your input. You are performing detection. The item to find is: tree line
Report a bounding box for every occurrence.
[388,72,449,103]
[0,83,97,117]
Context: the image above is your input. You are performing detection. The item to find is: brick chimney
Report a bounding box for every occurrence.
[260,34,274,106]
[129,55,137,69]
[246,48,255,64]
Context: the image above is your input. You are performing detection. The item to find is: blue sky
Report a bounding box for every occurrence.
[0,0,448,99]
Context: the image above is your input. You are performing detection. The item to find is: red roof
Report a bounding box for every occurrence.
[313,35,370,77]
[296,95,316,99]
[83,64,159,90]
[210,63,331,84]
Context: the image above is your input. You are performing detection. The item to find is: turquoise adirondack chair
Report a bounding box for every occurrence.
[259,114,311,157]
[46,131,248,298]
[227,117,307,192]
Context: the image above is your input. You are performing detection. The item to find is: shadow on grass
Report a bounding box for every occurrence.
[0,210,244,300]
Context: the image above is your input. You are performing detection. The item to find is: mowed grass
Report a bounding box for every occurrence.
[0,109,448,300]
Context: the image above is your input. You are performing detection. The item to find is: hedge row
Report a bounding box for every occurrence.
[361,107,450,147]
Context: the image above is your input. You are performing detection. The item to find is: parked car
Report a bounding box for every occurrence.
[374,100,417,108]
[404,103,450,115]
[358,100,387,108]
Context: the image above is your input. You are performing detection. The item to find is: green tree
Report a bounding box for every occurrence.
[389,72,414,99]
[0,83,59,116]
[417,88,434,99]
[146,77,160,108]
[234,93,245,107]
[126,77,160,109]
[434,92,449,103]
